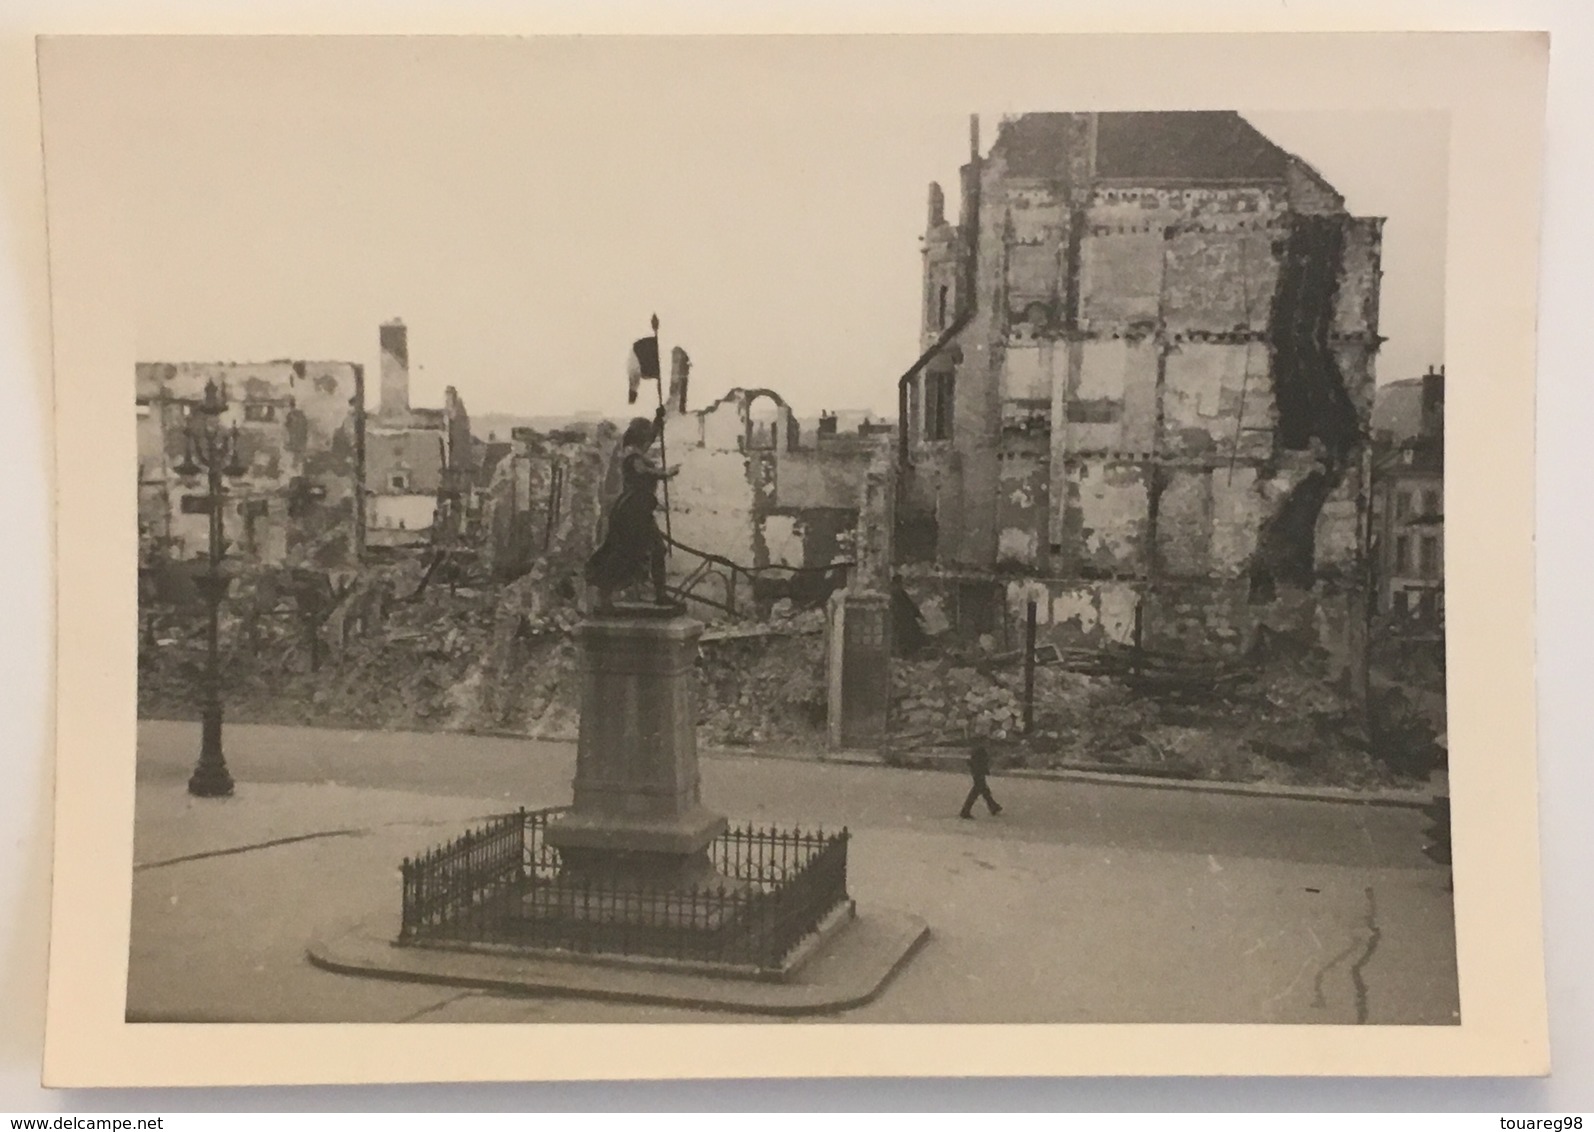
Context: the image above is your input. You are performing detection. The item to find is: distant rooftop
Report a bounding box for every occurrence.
[992,111,1304,184]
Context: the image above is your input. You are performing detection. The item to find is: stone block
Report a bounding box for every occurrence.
[546,612,728,886]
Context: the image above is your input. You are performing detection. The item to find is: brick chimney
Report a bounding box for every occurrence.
[379,319,410,420]
[1420,364,1445,439]
[668,346,692,414]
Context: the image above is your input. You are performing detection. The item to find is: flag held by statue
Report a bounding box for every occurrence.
[627,335,661,404]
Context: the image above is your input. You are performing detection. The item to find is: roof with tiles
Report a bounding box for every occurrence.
[990,111,1300,184]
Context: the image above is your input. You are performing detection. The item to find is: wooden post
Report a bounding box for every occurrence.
[1132,597,1145,678]
[1023,599,1037,736]
[351,364,366,564]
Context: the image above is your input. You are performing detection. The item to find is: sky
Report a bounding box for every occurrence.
[117,38,1448,420]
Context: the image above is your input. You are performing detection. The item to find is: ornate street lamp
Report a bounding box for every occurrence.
[173,379,248,797]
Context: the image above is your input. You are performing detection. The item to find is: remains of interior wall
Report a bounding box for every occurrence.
[1156,469,1213,576]
[1071,460,1149,575]
[670,445,759,572]
[1160,343,1273,459]
[1079,230,1164,326]
[777,449,869,510]
[1161,225,1281,336]
[996,444,1048,569]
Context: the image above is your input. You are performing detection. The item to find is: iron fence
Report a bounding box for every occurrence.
[399,809,850,972]
[399,808,543,941]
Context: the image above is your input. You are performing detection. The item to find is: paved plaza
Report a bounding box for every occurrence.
[128,721,1460,1026]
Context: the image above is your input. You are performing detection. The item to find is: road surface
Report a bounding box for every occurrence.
[129,721,1460,1026]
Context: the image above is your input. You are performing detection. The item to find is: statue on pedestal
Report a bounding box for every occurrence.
[584,408,680,612]
[311,321,929,1006]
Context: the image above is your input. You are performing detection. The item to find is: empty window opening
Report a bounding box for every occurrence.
[1419,535,1440,579]
[746,392,786,452]
[545,461,566,546]
[924,371,955,442]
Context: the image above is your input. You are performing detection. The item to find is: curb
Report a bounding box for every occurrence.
[466,729,1434,809]
[701,744,1435,809]
[307,908,931,1018]
[146,719,1432,810]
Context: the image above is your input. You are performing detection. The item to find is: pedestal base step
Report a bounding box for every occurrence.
[518,877,751,933]
[307,906,929,1017]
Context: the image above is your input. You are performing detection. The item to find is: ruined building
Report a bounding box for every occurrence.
[136,358,365,568]
[137,319,476,567]
[1372,366,1444,630]
[365,318,474,549]
[897,112,1382,670]
[477,421,619,584]
[479,348,890,615]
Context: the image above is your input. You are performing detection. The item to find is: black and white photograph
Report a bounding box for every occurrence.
[33,30,1551,1085]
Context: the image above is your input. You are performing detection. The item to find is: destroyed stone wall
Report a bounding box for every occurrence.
[776,447,875,511]
[368,428,445,495]
[904,112,1381,681]
[472,394,873,614]
[901,568,1359,665]
[995,440,1048,567]
[662,387,880,609]
[849,447,897,593]
[478,423,620,584]
[136,359,364,569]
[671,436,762,575]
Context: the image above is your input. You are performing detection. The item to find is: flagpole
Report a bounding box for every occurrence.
[650,312,673,552]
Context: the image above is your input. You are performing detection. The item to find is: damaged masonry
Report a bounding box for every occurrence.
[138,111,1439,790]
[894,112,1383,724]
[139,327,885,750]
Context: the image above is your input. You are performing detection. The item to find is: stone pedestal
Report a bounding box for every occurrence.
[545,606,727,888]
[327,604,930,1007]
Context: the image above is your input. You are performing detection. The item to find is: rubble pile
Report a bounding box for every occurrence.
[892,660,1099,744]
[138,555,568,735]
[260,565,497,732]
[138,560,1434,789]
[695,606,829,747]
[139,559,834,748]
[889,642,1425,788]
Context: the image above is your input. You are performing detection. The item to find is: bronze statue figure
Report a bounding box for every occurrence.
[585,408,680,611]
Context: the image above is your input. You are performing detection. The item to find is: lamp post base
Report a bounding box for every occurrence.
[187,706,234,798]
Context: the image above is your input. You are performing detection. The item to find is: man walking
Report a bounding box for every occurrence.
[960,743,1003,819]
